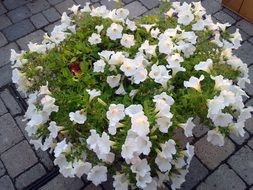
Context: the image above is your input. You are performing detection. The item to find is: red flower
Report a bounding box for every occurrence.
[69,63,81,75]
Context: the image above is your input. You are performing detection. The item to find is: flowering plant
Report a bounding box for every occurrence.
[11,1,252,189]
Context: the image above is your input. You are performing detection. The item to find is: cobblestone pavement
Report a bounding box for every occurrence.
[0,0,253,189]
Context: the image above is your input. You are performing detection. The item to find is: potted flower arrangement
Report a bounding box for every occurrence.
[11,0,252,189]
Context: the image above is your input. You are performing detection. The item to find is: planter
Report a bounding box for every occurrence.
[11,1,252,189]
[222,0,253,23]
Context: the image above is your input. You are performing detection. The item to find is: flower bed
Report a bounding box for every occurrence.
[11,1,252,189]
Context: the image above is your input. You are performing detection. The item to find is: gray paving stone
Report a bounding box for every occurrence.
[0,64,12,88]
[249,37,253,44]
[48,0,66,5]
[7,6,32,23]
[3,0,29,10]
[197,164,246,190]
[0,113,23,153]
[0,175,15,190]
[0,43,19,67]
[234,41,253,65]
[1,140,38,178]
[139,0,159,10]
[124,1,147,19]
[0,3,7,15]
[85,183,102,190]
[181,156,209,190]
[0,32,7,47]
[228,146,253,185]
[26,0,51,14]
[17,30,45,50]
[30,13,49,29]
[223,8,242,21]
[36,149,54,171]
[214,11,236,25]
[195,135,235,170]
[244,65,253,96]
[122,0,134,4]
[39,174,84,190]
[101,0,119,10]
[230,130,250,145]
[15,116,29,139]
[3,19,35,41]
[0,98,7,116]
[236,20,253,36]
[101,175,113,190]
[173,128,193,149]
[201,0,221,15]
[0,15,12,30]
[0,160,6,177]
[74,0,90,6]
[143,7,160,16]
[193,119,209,138]
[248,138,253,149]
[43,7,61,22]
[55,0,76,14]
[0,89,22,115]
[15,163,46,190]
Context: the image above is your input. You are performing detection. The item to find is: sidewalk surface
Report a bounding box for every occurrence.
[0,0,253,189]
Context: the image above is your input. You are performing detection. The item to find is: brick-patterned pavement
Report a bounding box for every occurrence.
[0,0,253,189]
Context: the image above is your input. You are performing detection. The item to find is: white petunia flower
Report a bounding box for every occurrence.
[73,160,92,178]
[149,64,171,87]
[69,110,87,124]
[136,172,152,189]
[80,2,91,13]
[93,60,106,73]
[207,129,225,146]
[48,121,61,138]
[150,28,160,38]
[87,165,108,186]
[155,153,172,172]
[107,104,125,123]
[54,138,71,157]
[230,122,245,137]
[107,74,121,88]
[125,104,143,117]
[178,117,195,137]
[95,25,104,33]
[88,33,102,45]
[131,113,150,136]
[108,51,125,66]
[194,59,213,73]
[120,58,136,76]
[115,83,127,95]
[113,173,129,190]
[120,34,135,48]
[86,89,101,101]
[68,4,80,15]
[126,19,137,31]
[184,75,205,92]
[133,66,148,84]
[107,23,123,40]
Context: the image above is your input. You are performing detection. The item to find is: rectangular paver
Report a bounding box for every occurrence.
[0,113,24,154]
[26,0,51,14]
[0,43,19,67]
[0,175,15,190]
[30,13,49,29]
[42,7,61,22]
[1,140,38,178]
[7,6,32,23]
[0,89,22,115]
[16,30,45,50]
[124,1,147,19]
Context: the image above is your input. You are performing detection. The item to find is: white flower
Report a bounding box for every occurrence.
[161,139,177,157]
[212,112,233,127]
[230,122,245,137]
[73,160,92,178]
[194,59,213,73]
[136,172,152,189]
[184,75,205,92]
[95,25,104,33]
[155,153,172,172]
[177,3,194,25]
[87,165,107,186]
[106,104,125,123]
[115,8,129,20]
[115,83,127,95]
[133,66,148,84]
[68,4,80,15]
[140,24,156,32]
[211,75,232,91]
[207,129,225,146]
[125,104,143,117]
[150,28,160,38]
[86,89,101,101]
[120,34,135,48]
[48,121,61,138]
[90,5,109,18]
[108,51,125,67]
[126,19,137,31]
[99,50,114,62]
[113,173,129,190]
[54,139,71,157]
[88,33,102,45]
[149,64,171,86]
[69,110,87,124]
[131,158,151,177]
[80,2,91,13]
[107,23,123,40]
[156,116,173,133]
[107,74,121,88]
[178,117,195,137]
[93,60,106,73]
[139,40,157,58]
[131,113,150,136]
[120,58,136,76]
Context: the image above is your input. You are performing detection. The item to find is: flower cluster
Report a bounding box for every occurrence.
[11,1,252,189]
